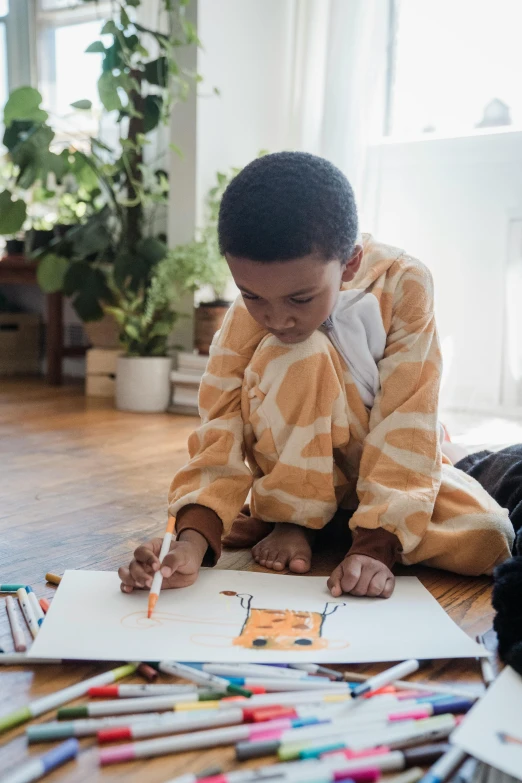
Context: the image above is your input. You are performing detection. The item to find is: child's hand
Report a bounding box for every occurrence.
[119,529,208,593]
[327,553,395,599]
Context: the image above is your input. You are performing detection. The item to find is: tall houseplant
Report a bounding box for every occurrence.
[1,0,201,327]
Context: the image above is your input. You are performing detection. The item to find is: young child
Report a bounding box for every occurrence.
[119,152,514,599]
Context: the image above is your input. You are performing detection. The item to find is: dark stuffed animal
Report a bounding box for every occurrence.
[492,556,522,675]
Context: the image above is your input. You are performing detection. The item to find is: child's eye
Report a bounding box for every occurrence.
[242,293,260,301]
[290,297,314,305]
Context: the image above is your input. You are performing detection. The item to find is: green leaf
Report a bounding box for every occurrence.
[169,142,183,158]
[0,191,27,235]
[72,289,105,322]
[3,87,48,126]
[144,57,168,87]
[126,0,141,6]
[85,41,106,54]
[70,99,92,110]
[16,162,39,190]
[143,94,162,133]
[120,7,131,27]
[101,20,118,36]
[36,254,69,293]
[124,323,140,340]
[98,71,123,112]
[137,237,168,264]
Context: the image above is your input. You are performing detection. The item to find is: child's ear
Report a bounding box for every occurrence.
[341,245,363,283]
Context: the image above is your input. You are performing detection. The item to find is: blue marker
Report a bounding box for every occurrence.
[1,737,79,783]
[25,588,45,627]
[419,746,468,783]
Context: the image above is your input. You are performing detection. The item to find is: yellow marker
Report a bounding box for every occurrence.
[147,518,175,618]
[45,573,62,585]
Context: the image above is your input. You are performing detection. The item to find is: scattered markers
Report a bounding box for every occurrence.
[0,738,79,783]
[6,595,27,652]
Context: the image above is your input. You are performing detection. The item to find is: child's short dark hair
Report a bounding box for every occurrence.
[218,151,358,263]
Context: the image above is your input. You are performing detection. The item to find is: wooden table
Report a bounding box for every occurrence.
[0,379,494,781]
[0,255,87,385]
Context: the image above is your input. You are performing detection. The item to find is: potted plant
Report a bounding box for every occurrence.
[107,254,182,413]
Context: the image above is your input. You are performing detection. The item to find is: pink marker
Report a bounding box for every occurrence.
[389,708,430,722]
[334,769,380,782]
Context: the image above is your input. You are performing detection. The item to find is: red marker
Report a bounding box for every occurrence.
[39,598,51,614]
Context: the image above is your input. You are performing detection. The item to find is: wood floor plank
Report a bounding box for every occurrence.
[0,379,494,781]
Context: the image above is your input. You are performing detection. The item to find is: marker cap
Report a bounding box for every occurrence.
[235,738,281,761]
[58,706,89,720]
[99,744,136,765]
[89,686,118,698]
[244,706,297,723]
[27,723,74,742]
[432,699,473,715]
[97,727,133,743]
[42,738,79,772]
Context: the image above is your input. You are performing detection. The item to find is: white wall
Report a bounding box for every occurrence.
[363,129,522,412]
[195,0,295,223]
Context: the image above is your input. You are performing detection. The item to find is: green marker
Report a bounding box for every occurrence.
[0,584,28,592]
[0,663,137,735]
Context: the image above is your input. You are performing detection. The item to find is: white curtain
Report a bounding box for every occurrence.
[288,0,390,214]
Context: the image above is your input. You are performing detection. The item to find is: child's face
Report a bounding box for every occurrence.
[227,248,362,344]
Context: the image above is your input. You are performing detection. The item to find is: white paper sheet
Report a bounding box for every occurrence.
[30,569,483,663]
[452,666,522,781]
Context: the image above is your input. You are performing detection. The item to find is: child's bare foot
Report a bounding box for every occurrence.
[252,523,315,573]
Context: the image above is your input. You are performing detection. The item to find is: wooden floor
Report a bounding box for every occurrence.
[0,379,499,782]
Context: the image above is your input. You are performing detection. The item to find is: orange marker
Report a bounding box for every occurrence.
[147,518,175,618]
[39,598,51,614]
[45,573,62,585]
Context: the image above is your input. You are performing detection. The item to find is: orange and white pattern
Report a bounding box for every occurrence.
[169,236,513,576]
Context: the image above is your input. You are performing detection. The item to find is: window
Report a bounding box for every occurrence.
[0,1,8,113]
[37,1,110,142]
[388,0,522,138]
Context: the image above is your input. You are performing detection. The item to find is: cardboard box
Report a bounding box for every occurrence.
[85,348,120,397]
[0,313,40,375]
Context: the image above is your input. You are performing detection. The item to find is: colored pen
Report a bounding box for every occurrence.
[202,664,310,680]
[0,663,137,735]
[26,588,45,626]
[27,712,180,742]
[277,714,457,761]
[475,635,495,687]
[418,747,467,783]
[0,584,27,592]
[223,677,351,693]
[163,770,223,783]
[39,598,50,614]
[0,654,62,665]
[6,595,27,652]
[391,681,479,702]
[387,698,473,721]
[289,664,343,681]
[0,737,79,783]
[169,745,448,783]
[45,572,62,585]
[351,661,420,698]
[97,707,258,744]
[89,684,198,698]
[58,690,222,719]
[99,716,326,765]
[98,706,348,745]
[159,661,253,697]
[16,587,39,639]
[147,517,175,617]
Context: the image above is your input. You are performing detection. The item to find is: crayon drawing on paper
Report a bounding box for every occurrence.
[30,568,484,663]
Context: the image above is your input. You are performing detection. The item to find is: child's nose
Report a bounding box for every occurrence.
[264,307,294,331]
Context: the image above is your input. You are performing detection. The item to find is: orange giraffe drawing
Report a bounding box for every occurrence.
[221,592,346,651]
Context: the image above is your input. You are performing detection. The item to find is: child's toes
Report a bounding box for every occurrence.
[288,553,311,573]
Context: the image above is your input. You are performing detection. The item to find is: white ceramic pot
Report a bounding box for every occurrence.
[115,356,172,413]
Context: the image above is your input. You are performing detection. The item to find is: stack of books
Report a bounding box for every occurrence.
[169,351,209,415]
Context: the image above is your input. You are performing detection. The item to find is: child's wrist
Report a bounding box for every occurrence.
[178,528,209,562]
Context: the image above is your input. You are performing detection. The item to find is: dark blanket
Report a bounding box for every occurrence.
[456,445,522,553]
